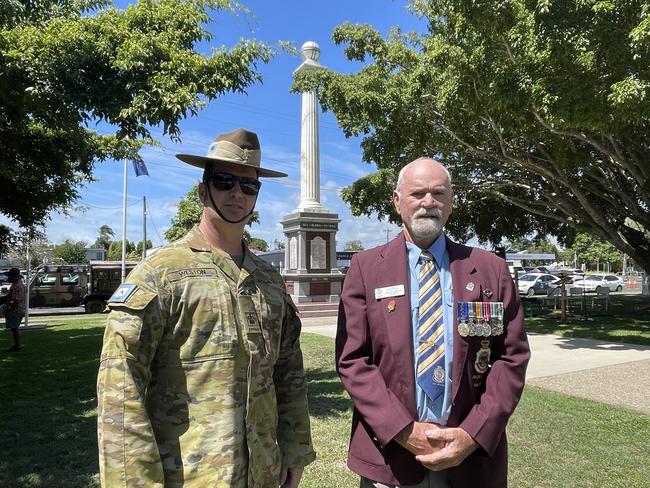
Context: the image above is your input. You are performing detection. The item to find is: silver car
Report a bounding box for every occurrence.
[517,273,561,297]
[572,274,624,293]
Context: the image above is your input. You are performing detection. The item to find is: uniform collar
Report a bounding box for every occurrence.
[184,225,259,280]
[184,225,212,252]
[406,232,447,268]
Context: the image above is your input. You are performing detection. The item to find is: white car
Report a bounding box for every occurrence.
[516,273,561,297]
[572,274,624,293]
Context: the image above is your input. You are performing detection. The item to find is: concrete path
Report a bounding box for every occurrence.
[301,317,650,416]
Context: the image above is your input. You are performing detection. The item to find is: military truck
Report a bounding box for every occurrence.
[83,260,138,313]
[0,261,138,313]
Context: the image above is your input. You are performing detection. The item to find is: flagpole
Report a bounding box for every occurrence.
[142,195,147,260]
[24,233,30,328]
[121,159,128,283]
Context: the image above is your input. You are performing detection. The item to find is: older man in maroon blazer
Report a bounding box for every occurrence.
[336,158,530,488]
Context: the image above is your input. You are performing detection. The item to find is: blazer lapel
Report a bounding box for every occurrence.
[378,234,416,406]
[447,238,482,402]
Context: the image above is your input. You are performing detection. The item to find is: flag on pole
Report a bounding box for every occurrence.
[132,160,149,177]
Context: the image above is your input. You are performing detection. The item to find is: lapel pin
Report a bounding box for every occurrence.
[466,282,475,291]
[387,299,396,313]
[483,289,493,298]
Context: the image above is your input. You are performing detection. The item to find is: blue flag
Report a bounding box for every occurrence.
[132,160,149,177]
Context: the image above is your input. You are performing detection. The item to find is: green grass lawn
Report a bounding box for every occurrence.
[1,315,649,487]
[523,294,650,345]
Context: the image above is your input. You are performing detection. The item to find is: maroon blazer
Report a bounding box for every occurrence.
[335,233,530,487]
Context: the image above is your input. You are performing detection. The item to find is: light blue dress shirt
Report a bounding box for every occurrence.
[406,235,454,424]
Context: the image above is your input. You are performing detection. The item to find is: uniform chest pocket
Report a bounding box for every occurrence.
[256,291,285,364]
[170,278,238,361]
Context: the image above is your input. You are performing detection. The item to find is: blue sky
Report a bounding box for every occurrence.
[26,1,429,250]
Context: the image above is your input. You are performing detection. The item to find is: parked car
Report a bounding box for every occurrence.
[533,266,551,273]
[572,274,624,293]
[517,273,561,297]
[553,270,585,283]
[509,265,525,278]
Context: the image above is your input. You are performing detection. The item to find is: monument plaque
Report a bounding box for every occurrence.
[310,236,326,269]
[289,237,297,270]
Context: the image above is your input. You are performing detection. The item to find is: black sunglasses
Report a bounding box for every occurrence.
[207,172,261,196]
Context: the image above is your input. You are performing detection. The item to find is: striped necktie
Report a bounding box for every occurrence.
[416,251,446,401]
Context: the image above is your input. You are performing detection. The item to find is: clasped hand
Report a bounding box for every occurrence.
[396,422,478,471]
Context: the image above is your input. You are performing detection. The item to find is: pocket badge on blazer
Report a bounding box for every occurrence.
[475,339,491,374]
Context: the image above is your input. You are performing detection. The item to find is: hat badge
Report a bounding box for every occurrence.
[242,148,249,163]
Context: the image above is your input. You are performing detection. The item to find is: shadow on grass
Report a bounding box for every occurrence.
[528,331,650,351]
[306,368,352,419]
[0,323,104,488]
[523,294,650,347]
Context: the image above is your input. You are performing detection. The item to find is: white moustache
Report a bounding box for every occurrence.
[413,208,441,219]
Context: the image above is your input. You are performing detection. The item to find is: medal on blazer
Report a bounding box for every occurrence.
[457,302,470,337]
[492,302,504,335]
[386,299,396,313]
[481,301,491,337]
[457,301,505,337]
[467,303,476,336]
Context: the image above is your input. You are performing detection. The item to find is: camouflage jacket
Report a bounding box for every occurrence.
[97,227,315,487]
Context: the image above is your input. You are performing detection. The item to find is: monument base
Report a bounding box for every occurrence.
[283,272,344,303]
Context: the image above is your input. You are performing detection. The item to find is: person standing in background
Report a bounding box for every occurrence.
[5,268,25,352]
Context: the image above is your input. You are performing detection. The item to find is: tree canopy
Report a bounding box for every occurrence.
[0,0,274,230]
[344,239,364,251]
[561,233,623,272]
[92,225,115,251]
[53,239,88,264]
[164,184,204,243]
[295,0,650,274]
[107,239,135,261]
[249,237,268,252]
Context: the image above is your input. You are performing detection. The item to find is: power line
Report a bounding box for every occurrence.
[214,100,341,131]
[80,200,141,210]
[147,208,165,246]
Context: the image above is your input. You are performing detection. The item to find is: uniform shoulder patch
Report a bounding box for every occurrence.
[109,283,138,303]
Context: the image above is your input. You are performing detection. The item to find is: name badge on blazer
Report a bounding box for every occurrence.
[375,284,405,300]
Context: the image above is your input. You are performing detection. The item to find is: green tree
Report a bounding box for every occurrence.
[273,238,286,250]
[296,0,650,274]
[165,184,262,243]
[164,184,204,242]
[136,239,154,257]
[107,240,135,261]
[92,225,115,251]
[0,224,15,257]
[564,233,622,272]
[52,239,88,264]
[4,229,51,268]
[248,238,268,252]
[505,237,560,266]
[344,240,364,251]
[1,0,275,228]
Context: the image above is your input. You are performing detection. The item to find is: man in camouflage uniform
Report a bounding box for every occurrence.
[97,128,316,487]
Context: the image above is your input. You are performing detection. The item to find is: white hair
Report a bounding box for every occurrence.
[395,158,452,192]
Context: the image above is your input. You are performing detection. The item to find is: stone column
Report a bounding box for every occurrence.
[294,41,327,213]
[282,41,344,303]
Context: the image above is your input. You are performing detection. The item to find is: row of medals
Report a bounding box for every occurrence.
[457,301,504,337]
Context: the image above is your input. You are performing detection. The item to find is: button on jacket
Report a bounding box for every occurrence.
[97,226,315,487]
